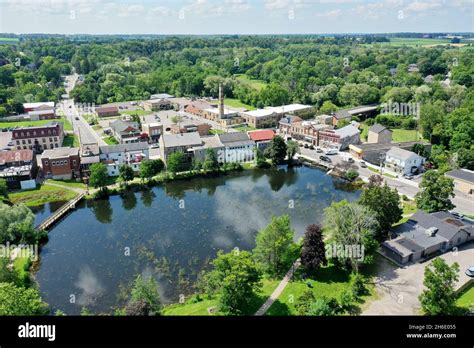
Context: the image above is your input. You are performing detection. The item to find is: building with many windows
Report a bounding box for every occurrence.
[12,122,64,152]
[41,147,81,180]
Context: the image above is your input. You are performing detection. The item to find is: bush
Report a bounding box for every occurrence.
[350,273,367,298]
[345,169,359,181]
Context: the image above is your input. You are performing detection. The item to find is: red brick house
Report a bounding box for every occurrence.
[41,147,81,180]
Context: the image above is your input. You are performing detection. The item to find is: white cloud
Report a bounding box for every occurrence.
[405,1,442,13]
[315,9,342,19]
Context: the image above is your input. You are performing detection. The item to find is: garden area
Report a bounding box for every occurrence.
[8,183,78,207]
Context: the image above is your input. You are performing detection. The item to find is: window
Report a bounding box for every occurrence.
[73,160,76,166]
[44,161,49,165]
[22,140,26,145]
[27,139,31,144]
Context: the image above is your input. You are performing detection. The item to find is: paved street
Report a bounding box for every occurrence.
[363,242,474,315]
[297,147,474,215]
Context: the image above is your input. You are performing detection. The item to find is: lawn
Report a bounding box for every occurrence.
[235,74,268,91]
[104,136,119,145]
[392,129,423,142]
[120,109,152,116]
[8,184,78,206]
[210,98,256,111]
[162,279,279,316]
[46,179,87,190]
[62,134,80,147]
[0,116,72,131]
[209,129,225,135]
[456,284,474,310]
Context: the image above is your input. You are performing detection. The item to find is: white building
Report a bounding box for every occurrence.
[218,132,255,163]
[99,143,150,176]
[385,147,425,175]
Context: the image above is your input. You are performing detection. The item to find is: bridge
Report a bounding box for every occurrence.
[36,193,85,231]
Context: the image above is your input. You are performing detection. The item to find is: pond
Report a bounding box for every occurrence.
[33,166,360,314]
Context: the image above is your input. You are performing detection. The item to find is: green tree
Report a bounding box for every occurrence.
[130,274,161,315]
[205,250,262,315]
[0,179,8,198]
[202,148,219,172]
[415,170,455,212]
[0,282,49,315]
[320,100,337,114]
[253,215,295,277]
[166,151,187,174]
[140,159,164,181]
[118,164,135,187]
[286,140,300,164]
[264,136,287,165]
[419,259,459,315]
[324,200,379,272]
[301,224,327,274]
[0,203,44,244]
[306,297,340,316]
[89,163,108,192]
[359,183,402,239]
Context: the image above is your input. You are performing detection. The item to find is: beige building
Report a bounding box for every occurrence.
[142,122,163,143]
[242,104,314,129]
[143,99,173,111]
[367,124,392,143]
[12,122,64,152]
[445,169,474,195]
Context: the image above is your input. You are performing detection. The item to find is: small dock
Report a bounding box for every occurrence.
[36,193,85,230]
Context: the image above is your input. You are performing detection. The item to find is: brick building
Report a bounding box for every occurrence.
[12,122,64,152]
[41,147,81,180]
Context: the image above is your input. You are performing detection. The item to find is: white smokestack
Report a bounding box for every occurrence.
[218,83,224,119]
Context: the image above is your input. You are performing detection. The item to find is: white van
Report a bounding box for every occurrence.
[325,148,338,155]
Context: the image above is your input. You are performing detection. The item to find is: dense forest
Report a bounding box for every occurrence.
[0,35,473,169]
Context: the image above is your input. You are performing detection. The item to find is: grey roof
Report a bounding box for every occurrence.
[162,132,202,148]
[395,222,447,249]
[369,123,391,134]
[445,169,474,184]
[279,115,302,125]
[334,124,360,138]
[333,110,351,120]
[218,132,254,147]
[406,211,473,241]
[150,93,174,99]
[386,146,422,161]
[42,147,79,159]
[99,142,149,154]
[383,237,424,257]
[110,119,139,134]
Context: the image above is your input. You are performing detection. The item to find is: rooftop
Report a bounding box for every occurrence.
[162,132,202,148]
[23,101,55,109]
[96,105,119,113]
[369,123,391,134]
[247,129,276,142]
[445,169,474,184]
[218,132,254,146]
[333,124,360,138]
[99,142,149,154]
[150,93,174,99]
[42,147,79,159]
[110,119,139,134]
[386,146,422,161]
[0,149,34,165]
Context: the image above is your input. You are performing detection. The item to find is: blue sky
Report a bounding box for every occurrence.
[0,0,473,35]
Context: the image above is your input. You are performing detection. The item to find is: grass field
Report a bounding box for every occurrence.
[62,134,80,147]
[0,38,20,44]
[210,98,256,110]
[209,129,225,135]
[46,179,87,190]
[392,129,423,142]
[120,109,152,116]
[162,279,279,316]
[8,184,78,206]
[235,74,268,91]
[233,125,257,132]
[104,136,119,145]
[0,116,72,131]
[456,284,474,310]
[364,38,453,47]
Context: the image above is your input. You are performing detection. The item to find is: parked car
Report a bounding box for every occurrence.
[325,148,338,155]
[299,143,304,147]
[403,173,414,180]
[130,101,137,106]
[320,155,332,163]
[316,147,323,153]
[360,161,367,168]
[466,266,474,277]
[347,157,354,163]
[151,143,160,149]
[309,145,315,150]
[304,143,309,149]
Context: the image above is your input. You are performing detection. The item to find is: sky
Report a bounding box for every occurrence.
[0,0,473,35]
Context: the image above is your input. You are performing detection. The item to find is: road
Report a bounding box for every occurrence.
[297,147,473,215]
[59,74,106,146]
[363,241,474,315]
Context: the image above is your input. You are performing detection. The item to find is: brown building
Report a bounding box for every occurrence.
[367,124,392,143]
[142,123,163,143]
[96,106,119,117]
[41,147,81,180]
[12,122,64,152]
[169,122,211,136]
[0,149,37,189]
[143,99,173,111]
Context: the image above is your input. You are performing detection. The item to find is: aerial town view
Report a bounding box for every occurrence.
[0,0,472,346]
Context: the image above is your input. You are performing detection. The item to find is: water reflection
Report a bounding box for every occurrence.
[34,166,360,314]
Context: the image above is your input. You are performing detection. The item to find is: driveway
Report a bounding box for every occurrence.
[363,241,474,315]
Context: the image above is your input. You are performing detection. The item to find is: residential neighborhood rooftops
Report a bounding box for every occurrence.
[99,142,149,154]
[162,132,202,148]
[218,132,254,146]
[386,146,422,161]
[110,119,139,134]
[333,124,360,138]
[445,169,474,184]
[247,129,276,142]
[42,147,79,159]
[369,123,391,134]
[0,149,34,164]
